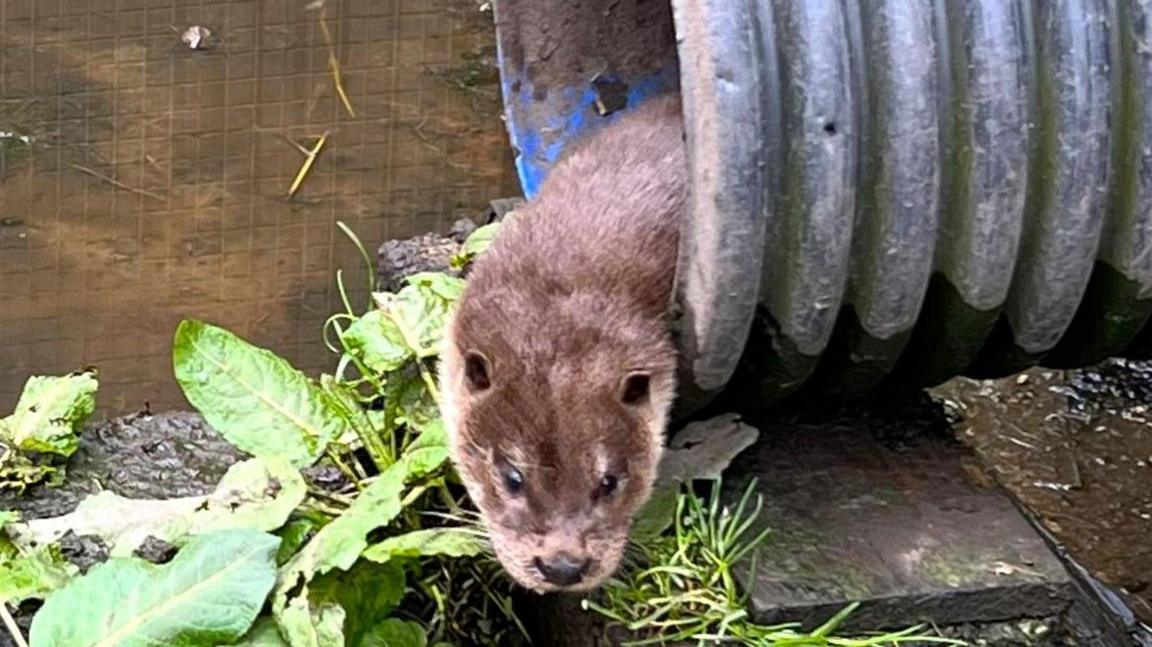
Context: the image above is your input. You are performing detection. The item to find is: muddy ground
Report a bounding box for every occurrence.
[937,360,1152,625]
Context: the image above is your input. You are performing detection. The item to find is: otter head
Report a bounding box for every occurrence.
[440,301,675,592]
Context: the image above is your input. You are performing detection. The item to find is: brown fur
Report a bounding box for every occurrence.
[439,94,686,592]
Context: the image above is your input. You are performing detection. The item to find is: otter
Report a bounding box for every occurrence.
[439,93,686,592]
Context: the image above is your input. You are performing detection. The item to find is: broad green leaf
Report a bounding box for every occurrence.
[362,528,486,564]
[173,320,350,467]
[29,529,280,647]
[343,310,411,373]
[408,418,447,452]
[0,370,97,456]
[372,283,456,357]
[461,222,501,258]
[386,376,440,433]
[346,275,459,374]
[18,457,305,557]
[0,510,17,530]
[318,375,376,446]
[317,561,406,647]
[404,272,466,302]
[361,619,427,647]
[273,446,448,618]
[0,543,78,605]
[229,618,289,646]
[276,519,317,566]
[276,592,346,647]
[276,561,406,647]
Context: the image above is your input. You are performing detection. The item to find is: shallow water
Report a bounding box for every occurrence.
[0,0,518,415]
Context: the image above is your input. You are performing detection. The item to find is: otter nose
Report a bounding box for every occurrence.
[535,553,590,586]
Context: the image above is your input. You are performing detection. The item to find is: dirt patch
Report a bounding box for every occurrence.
[935,360,1152,624]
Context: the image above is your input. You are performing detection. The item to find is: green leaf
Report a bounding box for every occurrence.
[408,418,447,452]
[276,519,317,566]
[317,375,375,446]
[273,446,448,622]
[173,320,350,467]
[391,378,440,431]
[17,457,306,558]
[361,619,427,647]
[372,283,456,356]
[0,370,97,456]
[343,310,411,374]
[630,483,681,542]
[404,272,466,302]
[316,561,406,647]
[0,543,78,605]
[344,274,460,375]
[461,222,501,258]
[362,528,486,564]
[229,617,290,646]
[29,529,280,647]
[276,593,346,647]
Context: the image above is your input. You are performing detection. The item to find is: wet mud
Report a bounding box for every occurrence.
[936,360,1152,626]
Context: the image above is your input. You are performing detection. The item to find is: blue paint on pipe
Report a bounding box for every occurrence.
[497,65,680,199]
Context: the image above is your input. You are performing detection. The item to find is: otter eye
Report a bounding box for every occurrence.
[598,474,619,498]
[502,467,524,494]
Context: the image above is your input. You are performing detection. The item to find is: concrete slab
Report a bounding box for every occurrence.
[727,422,1076,630]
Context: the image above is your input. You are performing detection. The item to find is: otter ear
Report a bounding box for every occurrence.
[464,350,492,393]
[618,371,651,406]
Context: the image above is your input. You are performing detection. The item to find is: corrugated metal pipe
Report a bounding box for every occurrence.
[493,0,1152,409]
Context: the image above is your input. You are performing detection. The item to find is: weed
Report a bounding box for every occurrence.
[585,480,965,647]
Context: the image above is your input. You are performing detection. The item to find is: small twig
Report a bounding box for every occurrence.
[324,445,364,489]
[317,8,356,118]
[307,486,353,508]
[287,131,329,198]
[68,164,166,202]
[1,604,29,647]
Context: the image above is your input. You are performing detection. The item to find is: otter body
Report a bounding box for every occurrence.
[439,95,686,591]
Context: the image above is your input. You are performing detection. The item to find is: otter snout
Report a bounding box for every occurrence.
[534,552,592,587]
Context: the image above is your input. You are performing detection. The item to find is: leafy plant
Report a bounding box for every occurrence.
[0,370,98,492]
[162,222,513,647]
[585,480,964,647]
[449,221,501,269]
[29,529,280,647]
[0,511,76,608]
[174,320,351,468]
[1,221,510,647]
